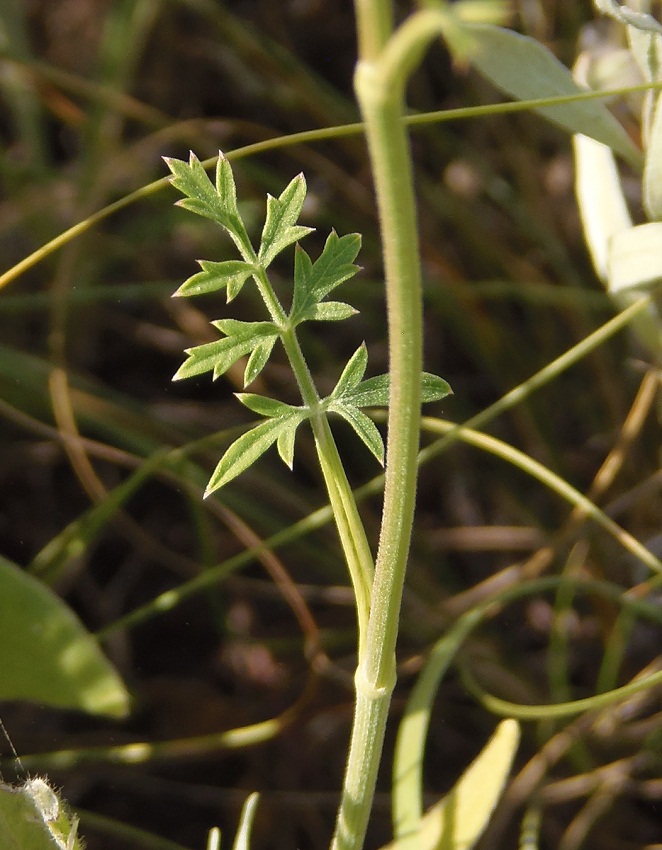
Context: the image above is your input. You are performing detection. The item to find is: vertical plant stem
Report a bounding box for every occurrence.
[331,0,425,846]
[250,267,375,647]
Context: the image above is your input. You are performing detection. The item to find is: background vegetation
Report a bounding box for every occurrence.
[1,1,661,848]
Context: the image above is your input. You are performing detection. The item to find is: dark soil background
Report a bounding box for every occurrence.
[1,1,662,849]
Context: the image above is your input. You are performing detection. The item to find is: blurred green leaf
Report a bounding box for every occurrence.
[384,719,520,850]
[232,793,261,850]
[0,555,130,717]
[29,454,164,584]
[448,23,642,168]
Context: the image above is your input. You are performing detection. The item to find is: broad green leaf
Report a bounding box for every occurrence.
[258,174,314,267]
[174,260,255,299]
[291,232,362,319]
[382,719,520,850]
[244,337,277,386]
[447,23,642,168]
[295,301,358,323]
[341,372,452,408]
[0,555,130,717]
[328,402,385,464]
[0,777,84,850]
[205,417,295,495]
[331,344,368,398]
[236,393,303,418]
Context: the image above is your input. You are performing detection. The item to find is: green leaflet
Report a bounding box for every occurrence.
[331,344,369,397]
[337,371,452,408]
[174,259,255,301]
[173,321,279,382]
[328,401,386,464]
[205,414,306,496]
[165,152,253,257]
[258,174,314,267]
[290,231,362,323]
[295,301,358,323]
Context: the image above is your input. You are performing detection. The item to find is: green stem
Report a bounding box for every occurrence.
[331,7,425,849]
[251,266,375,648]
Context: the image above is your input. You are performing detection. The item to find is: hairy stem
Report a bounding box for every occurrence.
[331,3,425,847]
